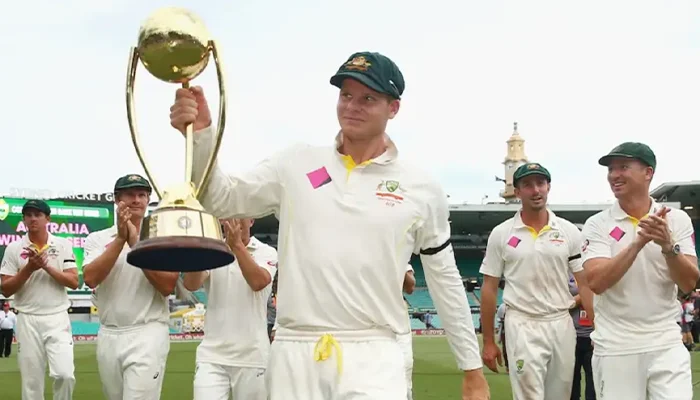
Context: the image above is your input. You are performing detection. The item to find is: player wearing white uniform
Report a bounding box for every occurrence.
[480,163,594,400]
[0,199,79,400]
[582,142,698,399]
[169,51,489,399]
[397,264,416,400]
[183,218,278,400]
[83,175,180,400]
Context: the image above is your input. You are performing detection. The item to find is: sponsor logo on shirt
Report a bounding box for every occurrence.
[507,236,521,248]
[609,226,625,241]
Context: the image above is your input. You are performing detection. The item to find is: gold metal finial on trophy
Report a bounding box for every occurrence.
[125,7,232,272]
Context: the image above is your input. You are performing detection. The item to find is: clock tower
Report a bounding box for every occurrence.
[499,122,528,202]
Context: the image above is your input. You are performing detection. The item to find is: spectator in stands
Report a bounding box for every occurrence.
[681,294,695,351]
[582,143,698,399]
[0,301,17,357]
[568,273,596,400]
[692,291,700,345]
[480,162,594,399]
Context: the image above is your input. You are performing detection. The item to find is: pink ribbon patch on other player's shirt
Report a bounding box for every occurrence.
[609,226,625,241]
[307,167,332,189]
[507,236,521,248]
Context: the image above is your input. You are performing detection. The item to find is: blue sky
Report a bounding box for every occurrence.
[3,0,700,204]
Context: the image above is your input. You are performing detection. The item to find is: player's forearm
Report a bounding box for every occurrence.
[586,240,645,294]
[0,268,33,297]
[422,255,483,371]
[183,272,207,291]
[666,254,699,294]
[142,270,179,297]
[232,244,271,291]
[403,272,416,294]
[480,290,498,345]
[83,238,126,288]
[45,268,79,289]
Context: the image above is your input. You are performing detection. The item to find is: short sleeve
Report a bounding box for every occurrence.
[479,229,505,278]
[581,216,612,264]
[0,246,19,277]
[253,245,278,278]
[406,264,414,273]
[672,210,697,257]
[567,225,584,273]
[83,233,105,265]
[61,240,77,271]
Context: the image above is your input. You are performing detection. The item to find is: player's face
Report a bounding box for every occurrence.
[606,158,653,198]
[337,79,400,141]
[515,175,550,211]
[22,210,49,234]
[115,189,150,218]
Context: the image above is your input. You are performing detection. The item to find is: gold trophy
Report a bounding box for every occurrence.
[125,7,233,272]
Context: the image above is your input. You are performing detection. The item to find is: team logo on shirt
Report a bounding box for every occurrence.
[581,239,589,252]
[548,231,564,245]
[515,359,524,373]
[376,180,404,206]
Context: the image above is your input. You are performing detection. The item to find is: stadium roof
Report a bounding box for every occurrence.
[251,201,682,237]
[650,180,700,207]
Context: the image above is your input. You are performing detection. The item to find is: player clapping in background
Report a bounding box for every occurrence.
[82,175,179,400]
[582,143,699,399]
[0,199,79,400]
[183,218,277,400]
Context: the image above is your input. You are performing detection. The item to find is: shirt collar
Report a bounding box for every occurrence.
[247,236,260,251]
[334,131,399,166]
[21,232,56,248]
[611,197,659,221]
[513,209,560,230]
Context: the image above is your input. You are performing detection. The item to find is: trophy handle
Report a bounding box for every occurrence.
[194,39,227,200]
[126,47,162,200]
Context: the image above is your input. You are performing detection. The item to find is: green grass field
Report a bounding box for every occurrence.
[0,336,698,399]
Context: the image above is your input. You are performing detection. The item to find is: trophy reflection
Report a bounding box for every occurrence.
[125,7,233,272]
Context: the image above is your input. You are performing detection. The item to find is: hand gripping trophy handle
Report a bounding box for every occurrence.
[124,7,234,272]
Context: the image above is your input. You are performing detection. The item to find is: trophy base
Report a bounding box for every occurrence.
[127,236,233,272]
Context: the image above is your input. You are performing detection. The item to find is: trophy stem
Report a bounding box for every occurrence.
[182,82,195,187]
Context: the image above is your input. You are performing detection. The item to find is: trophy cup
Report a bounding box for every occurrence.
[125,7,234,272]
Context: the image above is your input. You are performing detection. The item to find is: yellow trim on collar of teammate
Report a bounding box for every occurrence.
[313,333,343,375]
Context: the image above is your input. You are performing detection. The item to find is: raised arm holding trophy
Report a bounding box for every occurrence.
[125,7,232,272]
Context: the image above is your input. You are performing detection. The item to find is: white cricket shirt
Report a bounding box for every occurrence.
[581,199,697,355]
[480,210,584,316]
[84,226,169,328]
[191,127,482,371]
[0,234,76,315]
[196,236,278,368]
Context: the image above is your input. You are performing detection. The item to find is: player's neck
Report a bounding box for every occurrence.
[339,132,387,165]
[27,231,49,247]
[618,195,652,220]
[520,209,549,232]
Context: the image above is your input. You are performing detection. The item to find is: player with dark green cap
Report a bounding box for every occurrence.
[82,173,179,400]
[168,51,489,400]
[480,161,593,399]
[582,142,698,399]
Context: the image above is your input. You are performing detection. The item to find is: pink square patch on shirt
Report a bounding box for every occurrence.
[609,226,625,242]
[507,236,521,248]
[306,167,332,189]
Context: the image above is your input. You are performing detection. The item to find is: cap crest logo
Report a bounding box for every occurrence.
[127,175,141,181]
[527,164,539,170]
[344,56,372,71]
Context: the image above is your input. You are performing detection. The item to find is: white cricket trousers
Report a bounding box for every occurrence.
[396,332,414,400]
[16,312,75,400]
[504,308,576,400]
[592,342,692,399]
[96,322,170,400]
[193,362,267,400]
[268,327,407,400]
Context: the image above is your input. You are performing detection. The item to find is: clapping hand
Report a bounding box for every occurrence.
[25,247,47,271]
[637,206,672,251]
[223,219,244,251]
